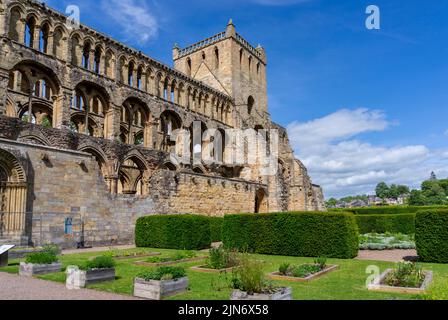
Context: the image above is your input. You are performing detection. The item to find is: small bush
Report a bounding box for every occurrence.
[82,256,116,270]
[231,254,273,294]
[210,217,224,242]
[137,266,187,281]
[415,209,448,263]
[355,214,415,234]
[25,252,58,265]
[278,258,327,278]
[42,243,60,256]
[135,214,211,250]
[223,212,359,259]
[207,246,239,270]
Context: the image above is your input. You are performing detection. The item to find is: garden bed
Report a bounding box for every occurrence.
[359,233,415,250]
[66,267,116,289]
[134,277,189,300]
[368,262,433,294]
[134,256,206,267]
[19,262,62,277]
[368,269,433,294]
[268,265,339,282]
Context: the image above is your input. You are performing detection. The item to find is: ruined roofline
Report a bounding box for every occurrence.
[23,0,234,103]
[175,20,266,65]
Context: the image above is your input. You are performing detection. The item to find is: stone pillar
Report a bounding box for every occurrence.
[19,19,26,44]
[53,89,72,128]
[132,68,138,88]
[105,175,118,194]
[0,69,10,115]
[47,31,54,55]
[33,25,40,50]
[89,50,95,71]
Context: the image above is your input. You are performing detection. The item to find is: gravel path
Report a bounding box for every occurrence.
[356,249,418,262]
[0,272,139,300]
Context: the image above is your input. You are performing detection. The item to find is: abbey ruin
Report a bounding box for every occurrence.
[0,0,325,248]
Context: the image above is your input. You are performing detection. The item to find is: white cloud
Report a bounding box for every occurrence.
[287,108,448,198]
[101,0,158,44]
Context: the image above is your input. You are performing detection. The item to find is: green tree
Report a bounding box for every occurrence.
[421,179,447,205]
[326,198,338,207]
[375,182,390,199]
[396,185,410,196]
[409,190,428,206]
[430,171,437,181]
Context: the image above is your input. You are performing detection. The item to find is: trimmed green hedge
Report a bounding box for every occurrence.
[209,217,224,242]
[416,210,448,263]
[331,205,448,215]
[355,214,415,234]
[135,214,211,250]
[222,212,359,259]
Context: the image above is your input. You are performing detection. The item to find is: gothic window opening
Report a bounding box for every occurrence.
[137,66,143,90]
[39,24,50,53]
[186,58,192,76]
[24,17,36,48]
[247,96,255,115]
[82,43,91,69]
[128,62,135,87]
[214,47,219,69]
[94,47,102,74]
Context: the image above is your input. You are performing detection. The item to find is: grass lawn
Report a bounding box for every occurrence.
[1,247,448,300]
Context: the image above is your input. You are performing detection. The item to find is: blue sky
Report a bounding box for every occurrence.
[43,0,448,198]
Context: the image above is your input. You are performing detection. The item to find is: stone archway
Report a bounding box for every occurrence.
[0,149,27,237]
[255,188,268,214]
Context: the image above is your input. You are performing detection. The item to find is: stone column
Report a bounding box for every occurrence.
[47,31,54,55]
[53,88,72,128]
[0,69,10,115]
[32,25,40,49]
[89,50,95,71]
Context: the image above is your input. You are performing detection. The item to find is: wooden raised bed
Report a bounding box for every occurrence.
[133,277,189,300]
[66,267,116,289]
[113,252,161,260]
[231,287,292,300]
[134,256,206,267]
[367,269,433,294]
[190,264,239,274]
[19,262,62,277]
[268,265,339,282]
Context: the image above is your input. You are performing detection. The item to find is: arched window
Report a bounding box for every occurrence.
[163,78,169,100]
[24,17,36,48]
[8,7,23,42]
[201,51,206,61]
[39,24,50,53]
[128,62,134,86]
[248,56,252,73]
[239,48,243,67]
[94,47,102,74]
[137,66,143,89]
[82,43,91,69]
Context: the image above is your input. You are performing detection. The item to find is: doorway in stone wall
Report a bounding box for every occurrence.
[255,188,268,213]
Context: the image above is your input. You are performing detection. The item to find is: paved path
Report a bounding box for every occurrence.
[356,249,418,262]
[0,272,139,300]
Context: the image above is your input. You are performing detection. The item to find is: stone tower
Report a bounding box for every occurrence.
[173,19,268,127]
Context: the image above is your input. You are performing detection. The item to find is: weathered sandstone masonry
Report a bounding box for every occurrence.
[0,0,325,247]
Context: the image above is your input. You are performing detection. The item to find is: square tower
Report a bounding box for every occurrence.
[173,20,268,123]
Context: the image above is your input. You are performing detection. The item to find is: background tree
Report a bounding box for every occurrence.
[375,182,390,199]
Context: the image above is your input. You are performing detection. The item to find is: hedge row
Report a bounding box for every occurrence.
[135,214,211,250]
[331,205,448,215]
[355,214,415,234]
[416,210,448,263]
[222,212,359,259]
[209,217,224,242]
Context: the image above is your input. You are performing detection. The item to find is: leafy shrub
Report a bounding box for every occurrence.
[291,264,322,278]
[231,254,272,294]
[278,258,326,278]
[210,217,224,242]
[82,256,116,270]
[383,262,425,288]
[278,263,290,276]
[42,243,60,256]
[415,209,448,263]
[223,212,359,259]
[355,214,415,234]
[207,246,239,270]
[137,266,187,281]
[146,251,196,263]
[25,252,58,264]
[135,214,211,250]
[330,206,448,215]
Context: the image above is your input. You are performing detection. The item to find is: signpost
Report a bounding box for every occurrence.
[0,244,15,267]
